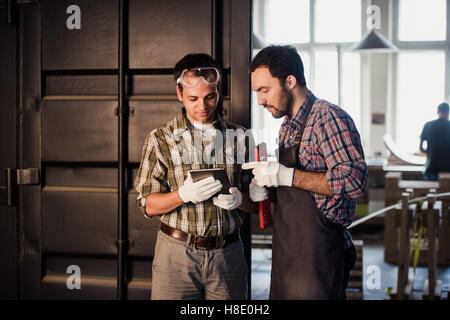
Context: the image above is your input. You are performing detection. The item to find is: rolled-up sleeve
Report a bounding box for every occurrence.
[133,131,169,216]
[318,108,368,200]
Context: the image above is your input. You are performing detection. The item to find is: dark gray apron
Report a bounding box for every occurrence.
[270,97,349,300]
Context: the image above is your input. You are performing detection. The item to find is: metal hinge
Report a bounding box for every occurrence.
[115,107,135,117]
[16,168,40,185]
[0,168,40,206]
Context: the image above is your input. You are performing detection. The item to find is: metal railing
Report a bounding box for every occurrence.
[349,192,450,229]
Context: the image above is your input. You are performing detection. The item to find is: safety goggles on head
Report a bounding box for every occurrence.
[176,67,221,88]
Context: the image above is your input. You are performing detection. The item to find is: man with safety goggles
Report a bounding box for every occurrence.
[134,53,256,300]
[176,66,220,88]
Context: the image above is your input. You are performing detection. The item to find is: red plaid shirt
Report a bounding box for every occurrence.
[279,91,367,248]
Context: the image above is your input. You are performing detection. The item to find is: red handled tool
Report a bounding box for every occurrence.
[255,143,272,229]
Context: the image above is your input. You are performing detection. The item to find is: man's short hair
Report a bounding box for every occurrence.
[438,102,449,113]
[174,53,224,117]
[250,45,307,87]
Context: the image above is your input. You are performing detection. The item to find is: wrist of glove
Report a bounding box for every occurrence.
[242,161,294,187]
[213,187,243,210]
[249,179,268,202]
[278,163,295,187]
[178,173,223,204]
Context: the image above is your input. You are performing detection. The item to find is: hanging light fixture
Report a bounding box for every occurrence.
[350,28,398,52]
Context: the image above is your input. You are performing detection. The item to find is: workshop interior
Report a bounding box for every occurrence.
[1,0,449,300]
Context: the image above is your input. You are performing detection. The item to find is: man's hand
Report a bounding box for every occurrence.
[213,187,243,210]
[242,161,294,187]
[178,172,223,204]
[249,179,268,202]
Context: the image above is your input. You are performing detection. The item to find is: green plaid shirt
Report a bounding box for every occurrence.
[134,107,252,237]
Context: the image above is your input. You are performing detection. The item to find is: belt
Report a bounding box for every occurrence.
[160,223,240,249]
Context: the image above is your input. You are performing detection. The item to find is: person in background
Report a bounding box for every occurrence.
[419,102,450,181]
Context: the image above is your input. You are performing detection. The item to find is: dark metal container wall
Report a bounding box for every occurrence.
[0,0,251,300]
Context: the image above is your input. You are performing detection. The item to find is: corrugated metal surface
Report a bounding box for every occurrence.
[1,0,251,300]
[0,23,18,300]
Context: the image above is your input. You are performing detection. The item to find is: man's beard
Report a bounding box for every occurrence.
[267,87,293,119]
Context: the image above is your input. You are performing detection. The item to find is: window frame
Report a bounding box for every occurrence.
[253,0,366,125]
[291,0,366,112]
[388,0,450,144]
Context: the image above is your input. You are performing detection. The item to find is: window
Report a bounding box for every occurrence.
[314,50,339,104]
[313,50,361,130]
[264,0,310,44]
[398,0,446,41]
[396,51,445,153]
[394,0,448,154]
[341,52,361,130]
[315,0,361,43]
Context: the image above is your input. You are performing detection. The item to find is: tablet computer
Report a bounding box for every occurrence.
[189,168,231,195]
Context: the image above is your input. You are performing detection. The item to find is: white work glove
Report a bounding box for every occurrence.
[242,161,294,188]
[178,172,223,204]
[213,187,243,210]
[249,179,268,202]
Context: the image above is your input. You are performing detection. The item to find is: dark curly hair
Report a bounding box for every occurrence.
[250,45,306,88]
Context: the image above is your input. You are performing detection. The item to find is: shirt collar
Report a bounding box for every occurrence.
[175,107,225,132]
[281,90,315,128]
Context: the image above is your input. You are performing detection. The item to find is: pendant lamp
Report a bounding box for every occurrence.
[350,29,398,53]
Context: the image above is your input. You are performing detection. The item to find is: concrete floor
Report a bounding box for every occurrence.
[250,228,450,300]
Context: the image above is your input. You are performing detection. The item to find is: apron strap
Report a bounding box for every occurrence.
[293,95,316,145]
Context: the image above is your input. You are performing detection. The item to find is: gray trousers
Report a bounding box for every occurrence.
[151,230,248,300]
